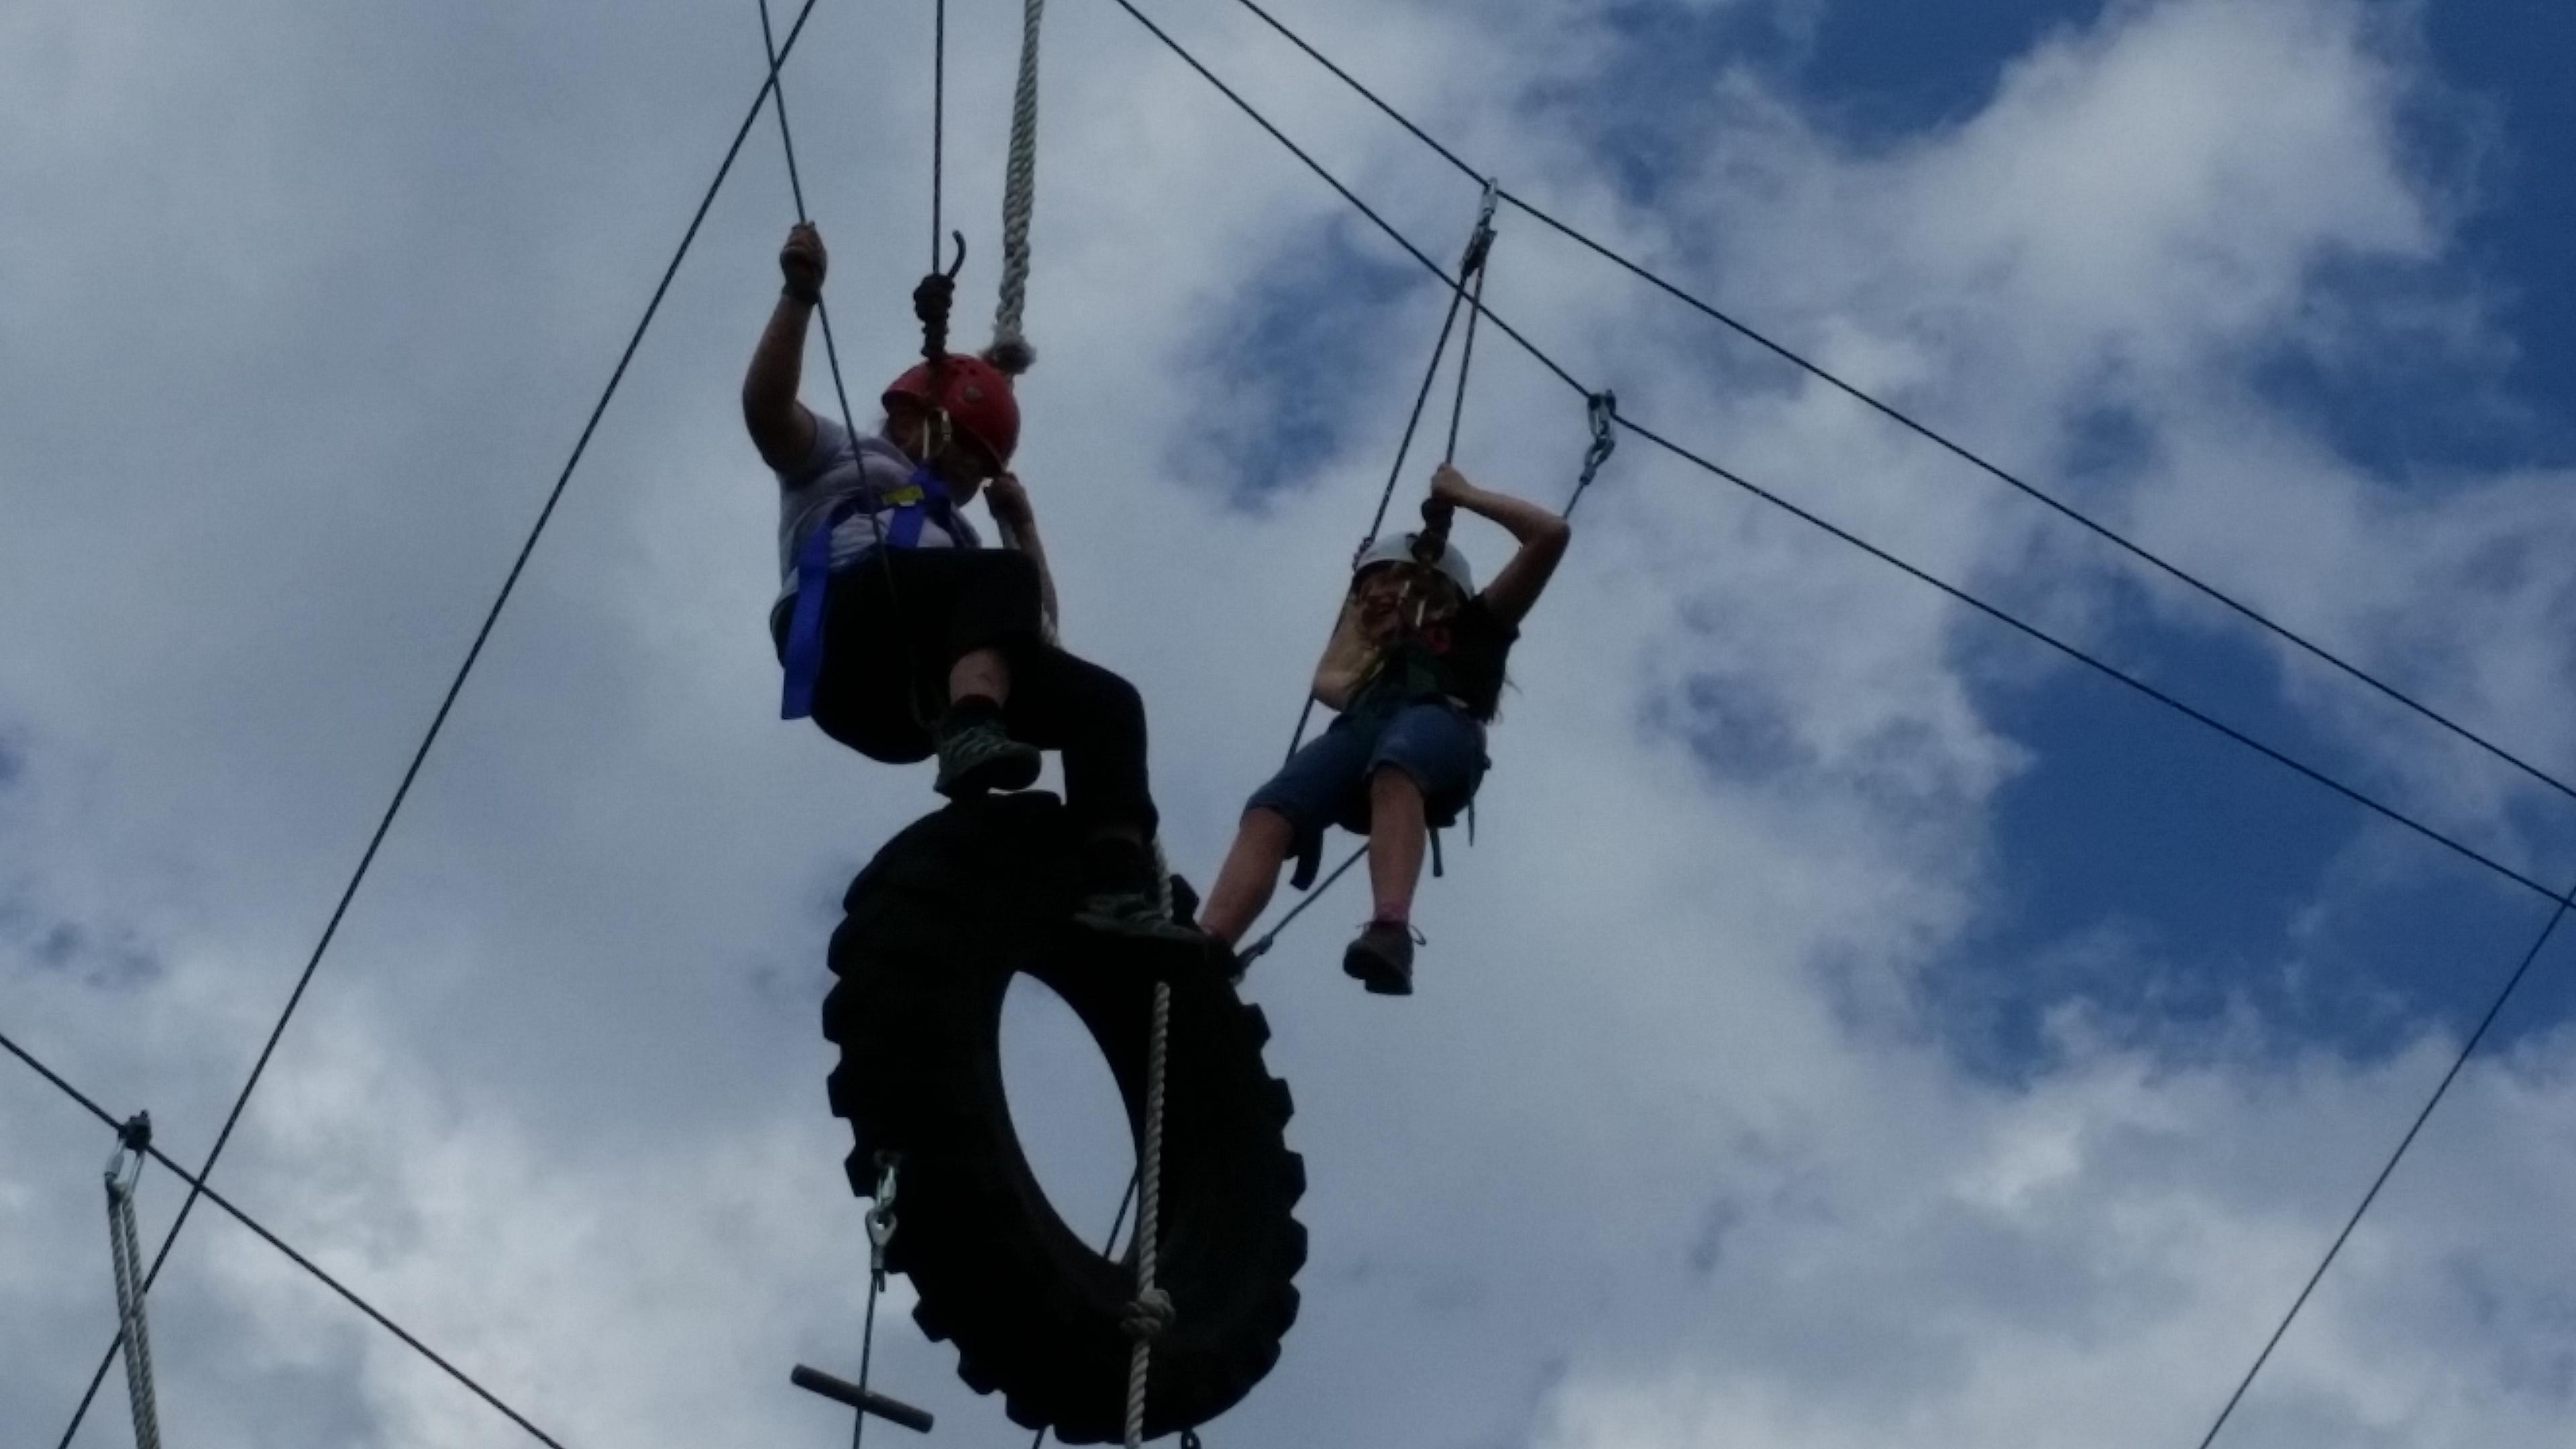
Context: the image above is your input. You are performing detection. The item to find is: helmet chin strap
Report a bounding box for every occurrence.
[926,405,955,475]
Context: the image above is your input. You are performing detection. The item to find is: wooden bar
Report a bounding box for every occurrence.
[788,1364,935,1434]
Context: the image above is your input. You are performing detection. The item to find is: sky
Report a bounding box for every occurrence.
[7,0,2576,1446]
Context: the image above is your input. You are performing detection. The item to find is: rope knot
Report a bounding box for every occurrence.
[1122,1287,1176,1341]
[913,272,956,363]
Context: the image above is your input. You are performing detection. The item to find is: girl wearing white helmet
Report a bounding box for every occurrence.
[1197,462,1572,993]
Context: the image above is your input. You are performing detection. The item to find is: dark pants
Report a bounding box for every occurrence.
[774,548,1157,835]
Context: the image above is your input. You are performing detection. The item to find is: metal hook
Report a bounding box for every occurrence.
[103,1112,151,1188]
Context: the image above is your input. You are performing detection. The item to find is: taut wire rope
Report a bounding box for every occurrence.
[0,1024,570,1448]
[50,3,833,1440]
[1106,10,2576,1432]
[1198,0,2576,814]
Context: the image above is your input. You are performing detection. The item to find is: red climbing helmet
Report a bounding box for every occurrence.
[883,354,1021,467]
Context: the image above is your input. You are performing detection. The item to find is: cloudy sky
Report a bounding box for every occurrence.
[9,0,2576,1445]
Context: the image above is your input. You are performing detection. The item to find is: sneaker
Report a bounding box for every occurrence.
[1342,920,1422,996]
[932,713,1041,798]
[1072,888,1231,978]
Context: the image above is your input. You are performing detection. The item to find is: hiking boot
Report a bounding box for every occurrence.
[1342,920,1421,996]
[1072,886,1226,961]
[1071,840,1226,975]
[932,711,1040,799]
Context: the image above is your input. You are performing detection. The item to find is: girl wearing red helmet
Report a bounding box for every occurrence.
[745,221,1201,949]
[1195,463,1571,994]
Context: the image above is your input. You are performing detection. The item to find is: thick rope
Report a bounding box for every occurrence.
[1123,980,1175,1448]
[104,1120,161,1449]
[930,0,945,271]
[989,0,1046,374]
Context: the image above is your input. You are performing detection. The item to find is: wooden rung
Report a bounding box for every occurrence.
[789,1364,935,1434]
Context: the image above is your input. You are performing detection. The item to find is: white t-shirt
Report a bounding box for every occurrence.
[775,415,980,598]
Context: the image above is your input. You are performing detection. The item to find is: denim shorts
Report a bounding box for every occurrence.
[1247,698,1489,871]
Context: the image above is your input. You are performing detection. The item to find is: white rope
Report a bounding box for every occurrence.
[1123,979,1174,1448]
[988,0,1045,374]
[104,1124,163,1449]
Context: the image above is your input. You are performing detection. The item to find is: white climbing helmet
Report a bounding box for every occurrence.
[1352,531,1474,596]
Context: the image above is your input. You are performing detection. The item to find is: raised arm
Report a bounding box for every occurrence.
[1309,597,1373,711]
[1430,463,1570,627]
[983,472,1061,639]
[743,223,824,472]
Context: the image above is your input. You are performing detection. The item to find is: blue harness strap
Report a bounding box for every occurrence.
[780,494,865,720]
[780,466,965,720]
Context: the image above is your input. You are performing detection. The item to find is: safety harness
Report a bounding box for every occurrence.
[779,455,979,721]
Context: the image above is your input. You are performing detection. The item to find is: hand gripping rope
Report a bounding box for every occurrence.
[1413,177,1500,558]
[103,1114,163,1449]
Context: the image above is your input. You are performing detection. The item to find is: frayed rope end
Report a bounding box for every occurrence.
[985,333,1036,377]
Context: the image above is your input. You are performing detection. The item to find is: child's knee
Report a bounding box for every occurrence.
[1240,804,1296,842]
[1368,763,1426,800]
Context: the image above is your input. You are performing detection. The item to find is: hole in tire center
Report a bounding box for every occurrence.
[1000,974,1139,1252]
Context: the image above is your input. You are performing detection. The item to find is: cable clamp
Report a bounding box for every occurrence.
[866,1152,901,1277]
[1460,176,1500,276]
[104,1112,152,1192]
[1581,390,1618,478]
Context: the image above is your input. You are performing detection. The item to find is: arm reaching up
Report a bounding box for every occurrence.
[983,472,1061,640]
[743,222,825,471]
[1430,463,1570,627]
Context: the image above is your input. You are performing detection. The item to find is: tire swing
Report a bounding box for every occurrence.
[822,793,1308,1443]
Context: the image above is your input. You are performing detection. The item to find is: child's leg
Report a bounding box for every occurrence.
[1359,702,1489,926]
[882,547,1041,712]
[1000,641,1155,839]
[949,647,1011,709]
[905,550,1046,796]
[999,639,1223,951]
[1199,808,1297,945]
[1364,767,1431,924]
[1204,723,1375,944]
